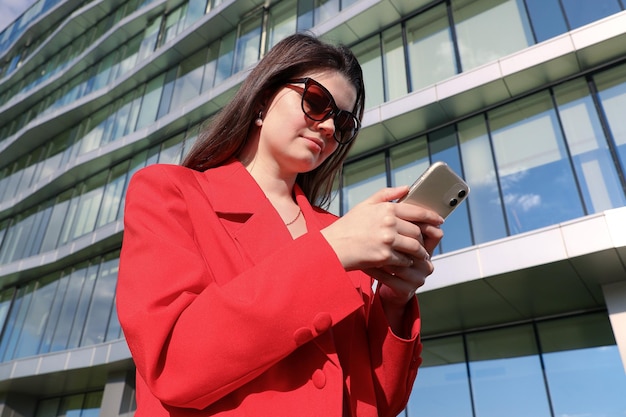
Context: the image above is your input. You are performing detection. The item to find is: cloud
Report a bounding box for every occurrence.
[0,0,38,33]
[503,192,541,212]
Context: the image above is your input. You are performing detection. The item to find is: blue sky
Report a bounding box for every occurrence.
[0,0,37,32]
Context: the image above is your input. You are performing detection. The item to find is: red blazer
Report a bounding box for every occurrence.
[117,160,423,417]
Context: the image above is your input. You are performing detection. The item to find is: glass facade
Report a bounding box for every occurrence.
[407,313,626,417]
[1,0,625,415]
[35,391,103,417]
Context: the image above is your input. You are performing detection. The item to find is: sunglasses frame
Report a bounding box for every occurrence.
[287,77,361,145]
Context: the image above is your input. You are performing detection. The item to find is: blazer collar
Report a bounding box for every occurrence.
[196,159,325,263]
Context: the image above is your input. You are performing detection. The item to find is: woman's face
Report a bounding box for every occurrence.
[254,70,358,176]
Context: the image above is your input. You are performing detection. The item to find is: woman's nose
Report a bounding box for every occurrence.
[314,116,336,140]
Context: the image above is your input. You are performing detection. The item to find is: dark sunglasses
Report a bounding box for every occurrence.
[287,78,361,145]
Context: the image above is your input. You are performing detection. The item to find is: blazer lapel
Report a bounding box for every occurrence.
[196,159,294,265]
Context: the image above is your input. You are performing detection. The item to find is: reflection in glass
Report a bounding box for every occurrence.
[554,78,626,212]
[81,255,119,346]
[35,392,103,417]
[405,4,457,91]
[170,49,207,112]
[214,32,236,85]
[352,37,384,109]
[452,0,533,71]
[233,13,262,74]
[560,0,622,30]
[0,251,124,361]
[407,336,472,417]
[525,0,568,42]
[488,92,584,234]
[595,64,626,175]
[342,154,387,214]
[539,314,626,417]
[382,26,408,102]
[389,137,430,188]
[458,115,507,243]
[467,325,551,417]
[267,0,297,49]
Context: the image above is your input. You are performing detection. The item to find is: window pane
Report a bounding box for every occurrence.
[234,14,262,73]
[183,0,208,29]
[538,314,626,417]
[215,32,236,85]
[136,73,165,130]
[382,25,407,101]
[452,0,533,71]
[81,256,118,346]
[39,272,68,354]
[67,263,100,349]
[79,108,109,155]
[58,394,85,417]
[561,0,621,30]
[49,265,88,352]
[314,0,339,25]
[0,288,15,340]
[81,391,103,417]
[97,161,129,227]
[352,37,384,109]
[467,325,551,417]
[458,115,507,243]
[12,275,58,358]
[0,283,36,361]
[390,137,430,188]
[162,6,184,45]
[138,17,161,60]
[40,191,72,252]
[70,172,107,240]
[159,133,185,164]
[0,209,36,263]
[406,4,457,91]
[342,154,387,213]
[555,78,626,212]
[525,0,568,42]
[488,91,584,235]
[156,67,177,119]
[35,398,61,417]
[267,0,297,49]
[201,43,219,93]
[407,336,472,417]
[594,63,626,174]
[170,49,206,111]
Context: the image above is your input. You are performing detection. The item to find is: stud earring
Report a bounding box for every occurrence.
[255,111,263,127]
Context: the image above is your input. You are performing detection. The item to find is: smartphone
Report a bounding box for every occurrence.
[397,161,470,219]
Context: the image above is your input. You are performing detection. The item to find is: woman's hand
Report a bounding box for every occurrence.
[320,186,444,335]
[320,186,443,274]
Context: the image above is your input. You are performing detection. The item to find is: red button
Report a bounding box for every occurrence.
[312,369,326,389]
[313,313,332,333]
[294,327,313,346]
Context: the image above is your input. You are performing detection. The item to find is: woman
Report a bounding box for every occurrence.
[117,33,444,417]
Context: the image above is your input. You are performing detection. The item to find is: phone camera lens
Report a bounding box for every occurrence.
[449,198,458,207]
[458,190,467,198]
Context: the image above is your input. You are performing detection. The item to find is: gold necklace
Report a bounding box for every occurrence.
[285,208,302,226]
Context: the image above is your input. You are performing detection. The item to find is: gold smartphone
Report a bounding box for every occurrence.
[397,161,470,219]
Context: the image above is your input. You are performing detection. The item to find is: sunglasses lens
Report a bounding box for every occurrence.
[302,84,333,119]
[299,79,359,144]
[334,113,357,143]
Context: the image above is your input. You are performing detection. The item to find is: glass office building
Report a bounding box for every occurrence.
[1,0,625,415]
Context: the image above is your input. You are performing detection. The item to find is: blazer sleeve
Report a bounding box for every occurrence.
[367,291,423,417]
[116,165,366,410]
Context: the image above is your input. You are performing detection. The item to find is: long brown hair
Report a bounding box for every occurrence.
[181,32,365,208]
